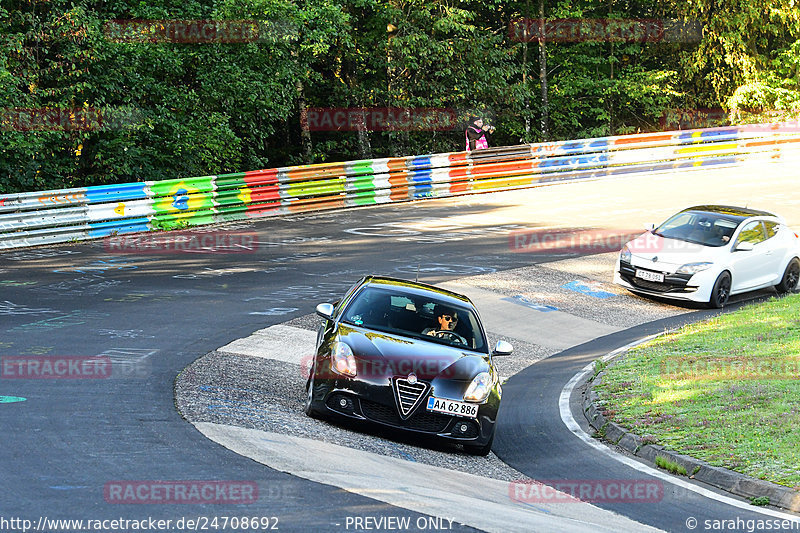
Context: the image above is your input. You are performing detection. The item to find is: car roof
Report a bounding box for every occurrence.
[360,276,474,307]
[681,205,777,221]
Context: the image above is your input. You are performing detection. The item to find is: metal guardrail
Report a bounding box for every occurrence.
[2,123,800,249]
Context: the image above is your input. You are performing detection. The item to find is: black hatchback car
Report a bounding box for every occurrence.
[304,276,512,455]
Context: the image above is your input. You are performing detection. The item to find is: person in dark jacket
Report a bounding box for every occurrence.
[465,116,495,151]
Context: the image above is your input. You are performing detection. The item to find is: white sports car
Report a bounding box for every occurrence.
[614,205,800,307]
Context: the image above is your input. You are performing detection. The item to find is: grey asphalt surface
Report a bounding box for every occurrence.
[0,201,548,533]
[2,168,800,532]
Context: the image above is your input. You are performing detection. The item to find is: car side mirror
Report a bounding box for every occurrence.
[316,303,335,320]
[492,340,513,356]
[645,223,655,233]
[734,241,755,252]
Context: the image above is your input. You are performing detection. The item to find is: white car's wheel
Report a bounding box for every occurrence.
[708,271,731,308]
[775,258,800,294]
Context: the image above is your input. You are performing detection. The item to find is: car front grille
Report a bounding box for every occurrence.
[630,277,672,292]
[360,399,452,433]
[619,261,694,293]
[393,378,428,418]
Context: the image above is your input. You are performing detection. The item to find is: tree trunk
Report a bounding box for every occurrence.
[295,79,313,163]
[538,0,549,140]
[521,0,531,141]
[355,107,372,159]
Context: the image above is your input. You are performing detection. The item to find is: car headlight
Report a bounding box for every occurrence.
[676,262,714,275]
[464,371,493,403]
[330,341,357,377]
[619,245,632,264]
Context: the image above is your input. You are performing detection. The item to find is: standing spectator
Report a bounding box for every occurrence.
[465,116,494,152]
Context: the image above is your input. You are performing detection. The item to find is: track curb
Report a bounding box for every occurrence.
[581,336,800,513]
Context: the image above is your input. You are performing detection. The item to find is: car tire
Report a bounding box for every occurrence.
[464,432,494,456]
[708,271,731,308]
[775,258,800,294]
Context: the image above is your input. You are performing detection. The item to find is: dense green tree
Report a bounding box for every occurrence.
[1,0,798,193]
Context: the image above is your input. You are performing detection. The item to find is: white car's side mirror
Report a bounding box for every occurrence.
[645,223,656,233]
[734,241,755,252]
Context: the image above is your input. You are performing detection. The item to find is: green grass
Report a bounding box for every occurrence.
[655,455,688,476]
[594,293,800,488]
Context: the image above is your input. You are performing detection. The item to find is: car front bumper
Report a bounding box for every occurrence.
[309,376,498,446]
[613,258,716,303]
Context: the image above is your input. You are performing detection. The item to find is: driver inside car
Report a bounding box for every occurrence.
[422,304,470,347]
[423,304,457,335]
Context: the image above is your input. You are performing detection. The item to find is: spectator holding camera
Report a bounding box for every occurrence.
[465,116,494,152]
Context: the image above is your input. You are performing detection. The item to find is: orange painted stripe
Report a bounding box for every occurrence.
[614,133,672,145]
[386,158,408,171]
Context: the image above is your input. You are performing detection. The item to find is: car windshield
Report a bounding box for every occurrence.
[654,211,741,247]
[341,286,488,353]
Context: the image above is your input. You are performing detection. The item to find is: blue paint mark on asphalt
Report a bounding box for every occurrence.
[0,396,26,403]
[502,295,558,313]
[49,486,90,490]
[562,281,616,299]
[389,443,417,463]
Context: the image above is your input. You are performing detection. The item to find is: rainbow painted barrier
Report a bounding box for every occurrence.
[2,123,800,249]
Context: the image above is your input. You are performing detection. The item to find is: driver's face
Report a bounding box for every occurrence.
[437,313,457,330]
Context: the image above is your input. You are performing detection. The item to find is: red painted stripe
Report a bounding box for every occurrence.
[243,169,279,186]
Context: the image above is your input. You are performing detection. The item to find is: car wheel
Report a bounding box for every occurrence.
[775,259,800,294]
[304,369,321,419]
[708,271,731,308]
[464,432,494,456]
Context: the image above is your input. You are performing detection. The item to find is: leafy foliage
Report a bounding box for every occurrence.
[1,0,798,193]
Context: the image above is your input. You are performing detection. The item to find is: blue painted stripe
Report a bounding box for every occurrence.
[85,183,148,204]
[0,396,26,403]
[501,295,558,313]
[676,129,739,142]
[700,156,738,166]
[588,140,610,149]
[87,218,150,238]
[408,170,432,183]
[407,156,432,169]
[410,184,434,198]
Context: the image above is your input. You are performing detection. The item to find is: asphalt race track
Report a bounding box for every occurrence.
[2,162,800,532]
